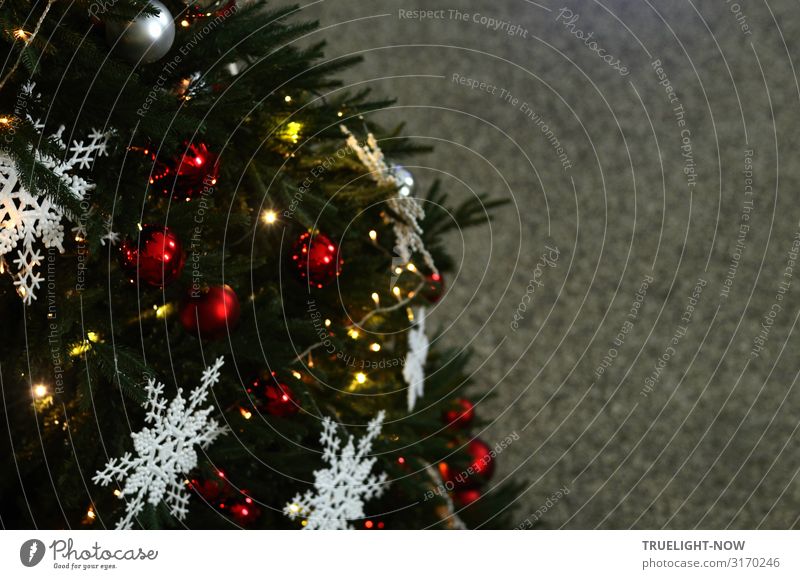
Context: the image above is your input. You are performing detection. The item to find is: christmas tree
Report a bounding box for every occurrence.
[0,0,518,529]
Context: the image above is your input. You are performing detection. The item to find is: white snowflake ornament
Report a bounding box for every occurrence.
[0,122,110,303]
[93,357,228,529]
[404,306,429,411]
[285,411,388,529]
[340,125,437,275]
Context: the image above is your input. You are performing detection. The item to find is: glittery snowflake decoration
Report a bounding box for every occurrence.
[340,125,437,275]
[284,411,388,529]
[0,87,111,303]
[93,357,228,529]
[404,306,429,411]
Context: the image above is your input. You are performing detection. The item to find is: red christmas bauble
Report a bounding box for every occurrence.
[363,519,385,529]
[438,438,495,489]
[188,475,227,502]
[150,141,219,201]
[442,398,475,429]
[291,231,343,288]
[119,225,185,287]
[453,488,481,506]
[228,496,261,526]
[466,438,495,481]
[246,375,300,417]
[179,285,241,340]
[424,272,445,303]
[185,0,237,21]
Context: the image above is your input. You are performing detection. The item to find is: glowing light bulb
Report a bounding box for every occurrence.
[33,384,47,398]
[284,95,292,103]
[348,328,360,339]
[371,292,380,305]
[368,230,377,241]
[355,372,367,384]
[262,210,277,224]
[392,286,401,297]
[370,343,381,352]
[155,304,173,319]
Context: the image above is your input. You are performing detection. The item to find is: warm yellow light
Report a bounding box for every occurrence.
[87,331,100,343]
[370,343,381,352]
[394,266,403,275]
[324,319,331,327]
[262,210,277,224]
[0,116,10,125]
[86,508,96,520]
[406,307,415,321]
[33,384,47,398]
[371,292,379,305]
[348,328,360,339]
[280,121,302,144]
[113,489,122,497]
[355,372,367,384]
[284,95,292,103]
[406,263,417,272]
[392,286,401,297]
[337,111,343,118]
[155,304,173,319]
[368,230,377,241]
[70,342,91,357]
[14,29,28,40]
[180,19,190,27]
[291,370,302,379]
[239,407,252,420]
[288,503,301,514]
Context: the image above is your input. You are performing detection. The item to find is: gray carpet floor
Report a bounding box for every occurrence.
[302,0,800,528]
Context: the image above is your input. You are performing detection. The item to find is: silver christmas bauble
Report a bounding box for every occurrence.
[106,0,175,64]
[391,164,414,197]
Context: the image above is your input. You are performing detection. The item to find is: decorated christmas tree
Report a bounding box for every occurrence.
[0,0,517,529]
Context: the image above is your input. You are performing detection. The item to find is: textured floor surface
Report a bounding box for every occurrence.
[302,0,800,528]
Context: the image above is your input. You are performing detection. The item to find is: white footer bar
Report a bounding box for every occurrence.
[2,530,798,578]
